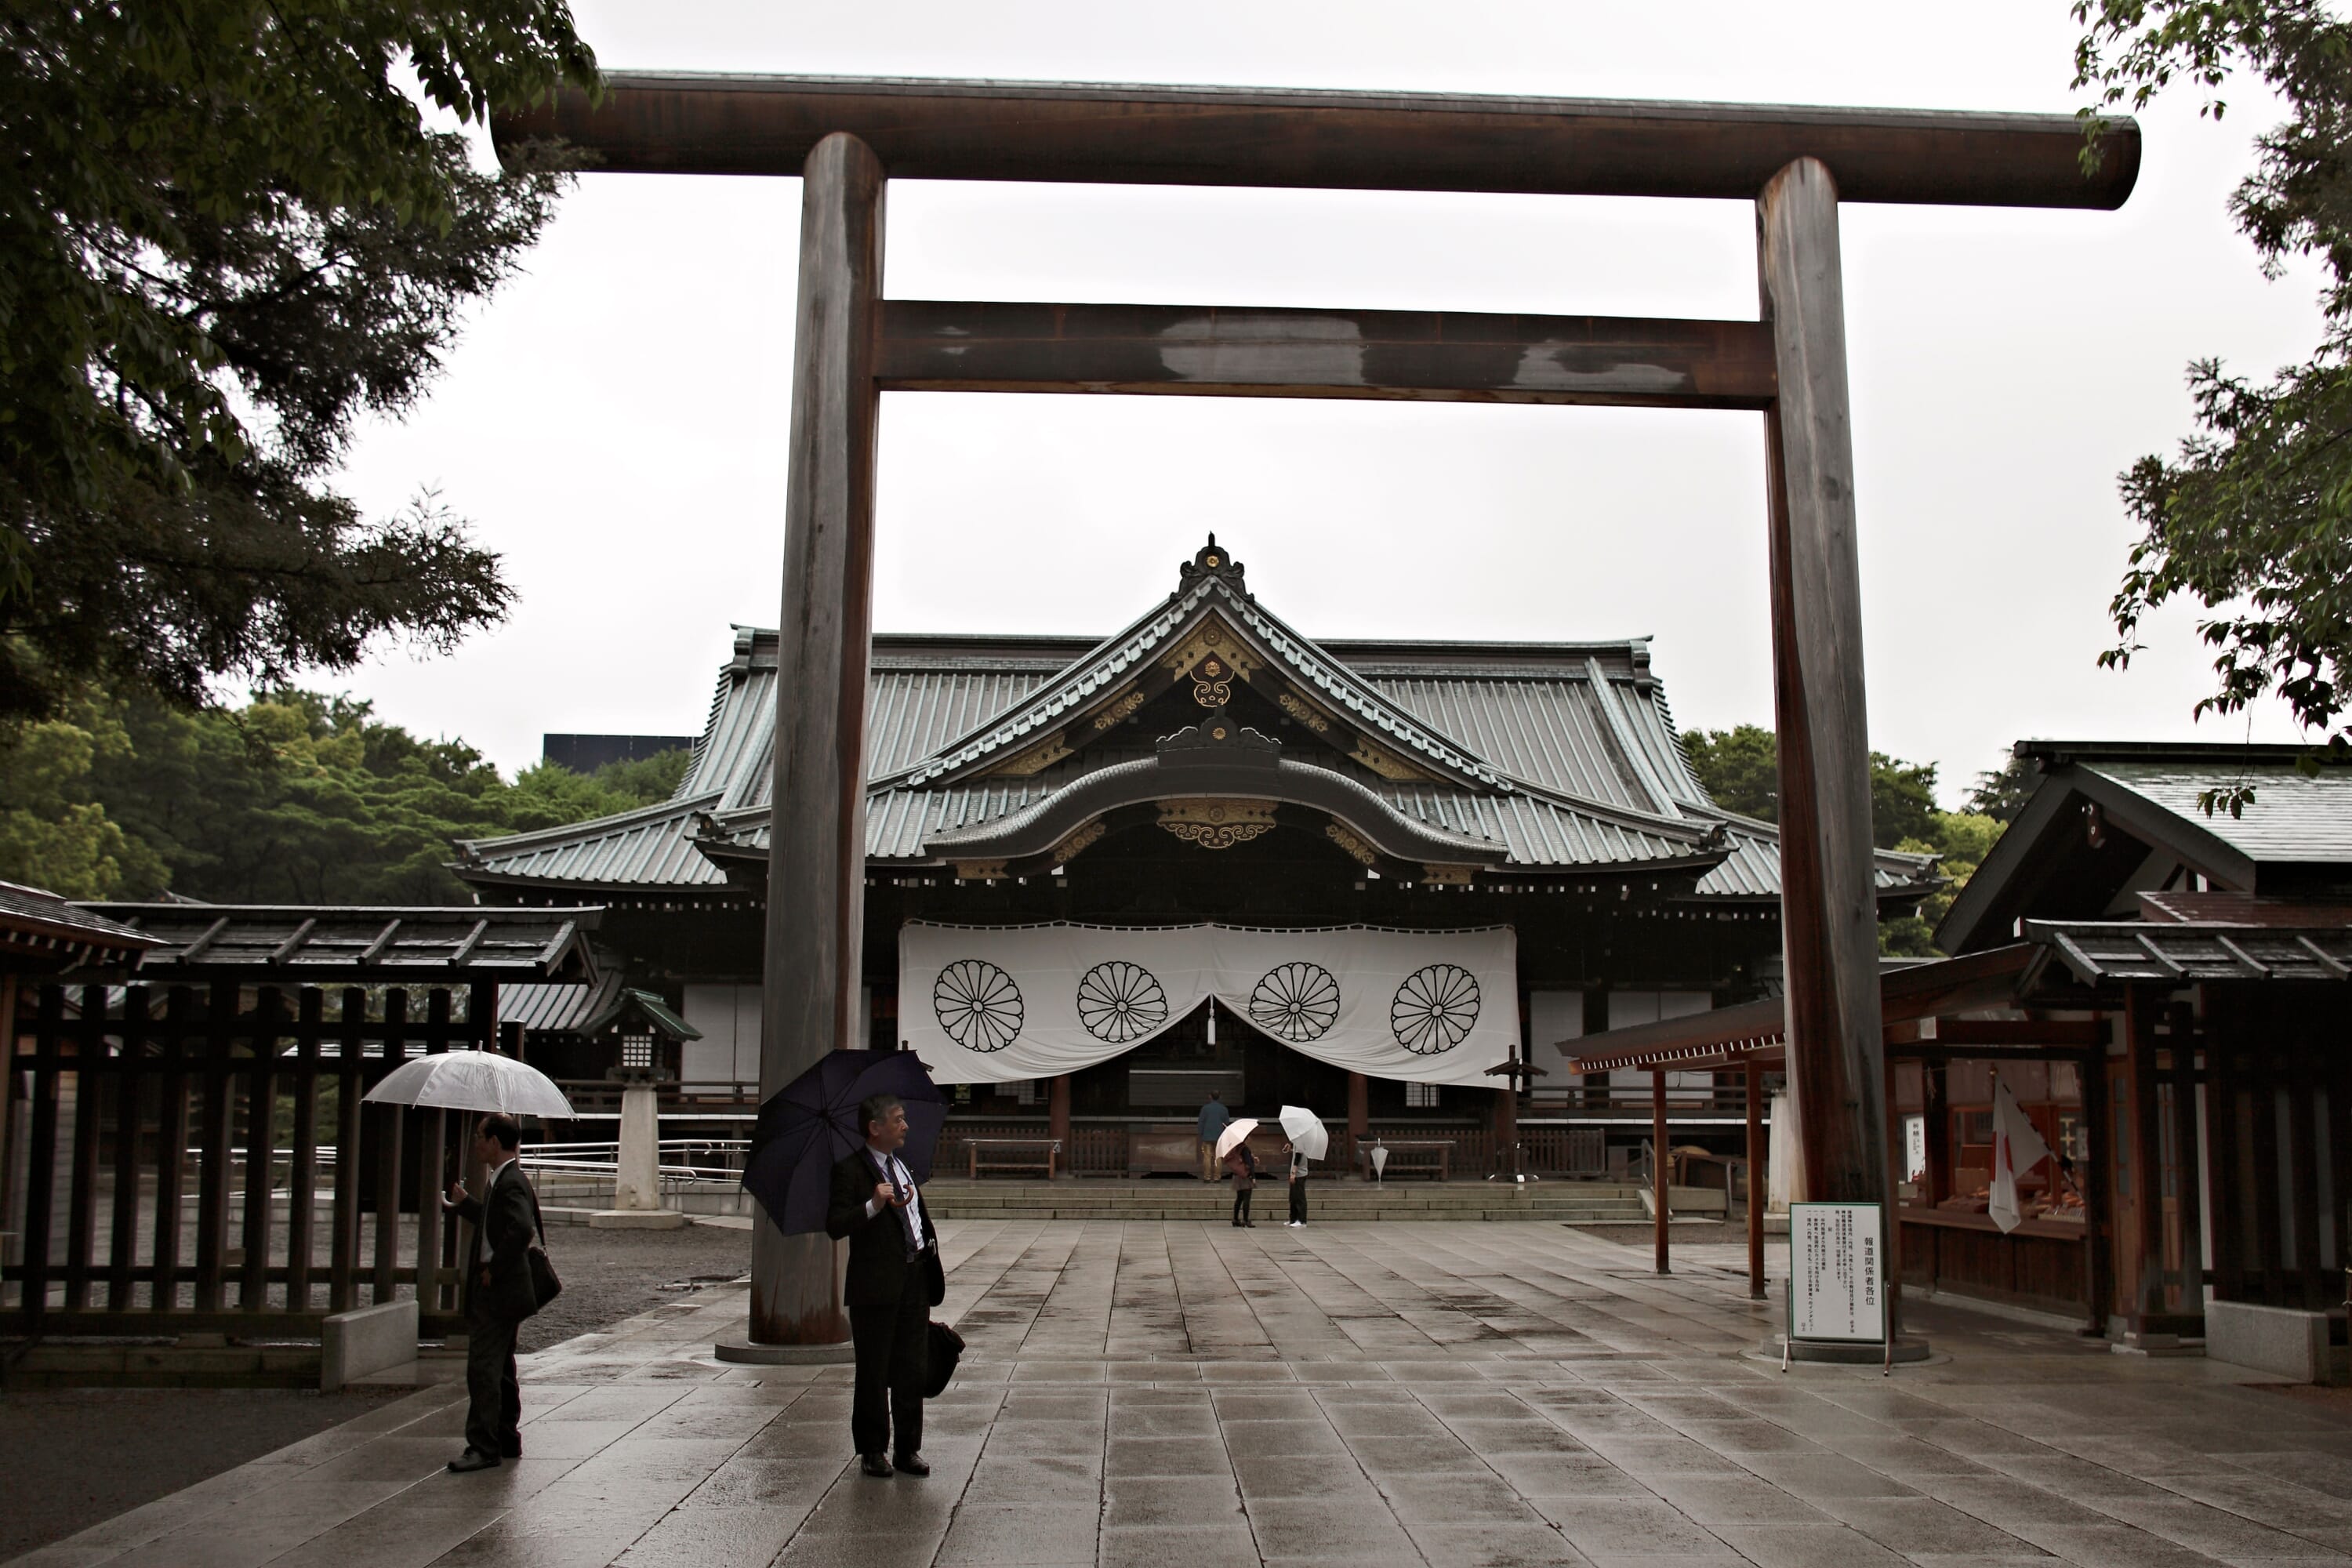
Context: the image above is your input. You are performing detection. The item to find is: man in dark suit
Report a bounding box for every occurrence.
[826,1092,945,1479]
[442,1112,540,1472]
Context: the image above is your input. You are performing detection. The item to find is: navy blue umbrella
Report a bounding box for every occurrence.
[742,1050,948,1236]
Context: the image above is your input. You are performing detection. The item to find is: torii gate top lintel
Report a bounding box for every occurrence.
[492,71,2140,209]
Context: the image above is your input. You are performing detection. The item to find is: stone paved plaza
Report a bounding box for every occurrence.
[11,1218,2352,1568]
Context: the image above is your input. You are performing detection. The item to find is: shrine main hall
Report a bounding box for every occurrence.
[455,537,1936,1169]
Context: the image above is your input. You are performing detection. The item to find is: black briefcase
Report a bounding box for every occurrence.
[924,1320,964,1397]
[494,1186,564,1322]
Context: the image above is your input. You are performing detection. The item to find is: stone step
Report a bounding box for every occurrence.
[909,1176,1715,1224]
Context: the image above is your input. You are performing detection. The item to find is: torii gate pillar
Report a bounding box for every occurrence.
[745,132,885,1348]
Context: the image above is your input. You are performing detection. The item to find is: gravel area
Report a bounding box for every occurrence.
[0,1222,752,1560]
[518,1221,749,1352]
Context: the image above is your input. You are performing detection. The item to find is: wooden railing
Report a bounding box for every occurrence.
[3,982,495,1338]
[930,1118,1610,1179]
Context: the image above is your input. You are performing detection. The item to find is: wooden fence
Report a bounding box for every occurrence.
[3,981,496,1339]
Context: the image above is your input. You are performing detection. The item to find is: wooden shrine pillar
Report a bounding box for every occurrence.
[1758,158,1889,1213]
[1494,1083,1519,1179]
[1922,1062,1952,1206]
[1653,1069,1670,1276]
[750,132,886,1348]
[1048,1073,1071,1177]
[1745,1056,1766,1301]
[1347,1072,1367,1177]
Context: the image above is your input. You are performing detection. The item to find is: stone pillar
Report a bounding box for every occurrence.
[747,131,886,1348]
[613,1084,660,1210]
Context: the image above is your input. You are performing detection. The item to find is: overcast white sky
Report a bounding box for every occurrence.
[328,0,2328,806]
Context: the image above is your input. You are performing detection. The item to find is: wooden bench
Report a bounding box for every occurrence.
[1364,1139,1451,1181]
[967,1138,1060,1178]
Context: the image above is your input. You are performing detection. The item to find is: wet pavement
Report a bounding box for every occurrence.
[9,1219,2352,1568]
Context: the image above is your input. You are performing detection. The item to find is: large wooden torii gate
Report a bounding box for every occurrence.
[495,75,2139,1348]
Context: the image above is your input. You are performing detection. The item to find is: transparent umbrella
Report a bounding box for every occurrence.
[362,1050,575,1119]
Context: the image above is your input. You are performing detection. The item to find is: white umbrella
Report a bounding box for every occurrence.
[362,1050,575,1119]
[1214,1118,1259,1160]
[1278,1105,1328,1162]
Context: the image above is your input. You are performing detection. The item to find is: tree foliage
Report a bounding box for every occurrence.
[1681,724,2006,956]
[1,2,598,720]
[0,688,683,902]
[1680,724,1945,849]
[2074,1,2352,810]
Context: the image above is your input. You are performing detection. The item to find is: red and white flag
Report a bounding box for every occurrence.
[1987,1073,2053,1234]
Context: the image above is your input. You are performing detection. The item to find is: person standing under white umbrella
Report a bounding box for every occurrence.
[1279,1106,1328,1228]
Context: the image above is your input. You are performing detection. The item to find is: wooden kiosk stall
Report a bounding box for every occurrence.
[1566,946,2113,1329]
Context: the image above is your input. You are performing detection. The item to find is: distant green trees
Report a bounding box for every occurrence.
[1680,724,2011,956]
[0,689,684,902]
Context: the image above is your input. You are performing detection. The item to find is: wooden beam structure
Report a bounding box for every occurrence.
[495,73,2140,209]
[748,132,886,1349]
[877,302,1777,408]
[510,71,2139,1352]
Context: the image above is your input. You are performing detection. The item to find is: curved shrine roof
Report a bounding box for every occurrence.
[453,538,1936,902]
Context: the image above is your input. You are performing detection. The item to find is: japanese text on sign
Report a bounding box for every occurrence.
[1788,1202,1886,1344]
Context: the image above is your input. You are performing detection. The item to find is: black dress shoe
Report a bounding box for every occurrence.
[894,1452,931,1476]
[446,1448,501,1473]
[859,1452,894,1478]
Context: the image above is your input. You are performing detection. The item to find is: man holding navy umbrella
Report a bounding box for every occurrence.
[826,1093,946,1479]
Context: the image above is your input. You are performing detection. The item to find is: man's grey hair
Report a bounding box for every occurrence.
[859,1094,902,1138]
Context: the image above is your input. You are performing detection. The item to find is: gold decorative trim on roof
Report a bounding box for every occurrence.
[1326,822,1377,866]
[1351,736,1429,782]
[1160,615,1261,688]
[1050,820,1108,865]
[1277,691,1333,734]
[992,733,1073,777]
[1089,687,1146,731]
[1159,797,1276,850]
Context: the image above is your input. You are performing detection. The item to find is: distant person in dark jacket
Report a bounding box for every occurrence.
[1197,1092,1231,1181]
[442,1112,540,1472]
[826,1093,946,1479]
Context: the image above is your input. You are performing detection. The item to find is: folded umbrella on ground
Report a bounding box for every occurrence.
[742,1049,947,1236]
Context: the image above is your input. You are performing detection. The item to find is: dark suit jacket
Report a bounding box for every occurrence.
[455,1158,539,1320]
[826,1147,946,1309]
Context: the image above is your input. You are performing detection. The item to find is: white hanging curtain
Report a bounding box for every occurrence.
[898,921,1519,1087]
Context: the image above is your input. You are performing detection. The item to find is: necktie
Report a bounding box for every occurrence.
[877,1153,921,1258]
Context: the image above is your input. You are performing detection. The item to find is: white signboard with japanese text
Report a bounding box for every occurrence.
[1788,1202,1887,1345]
